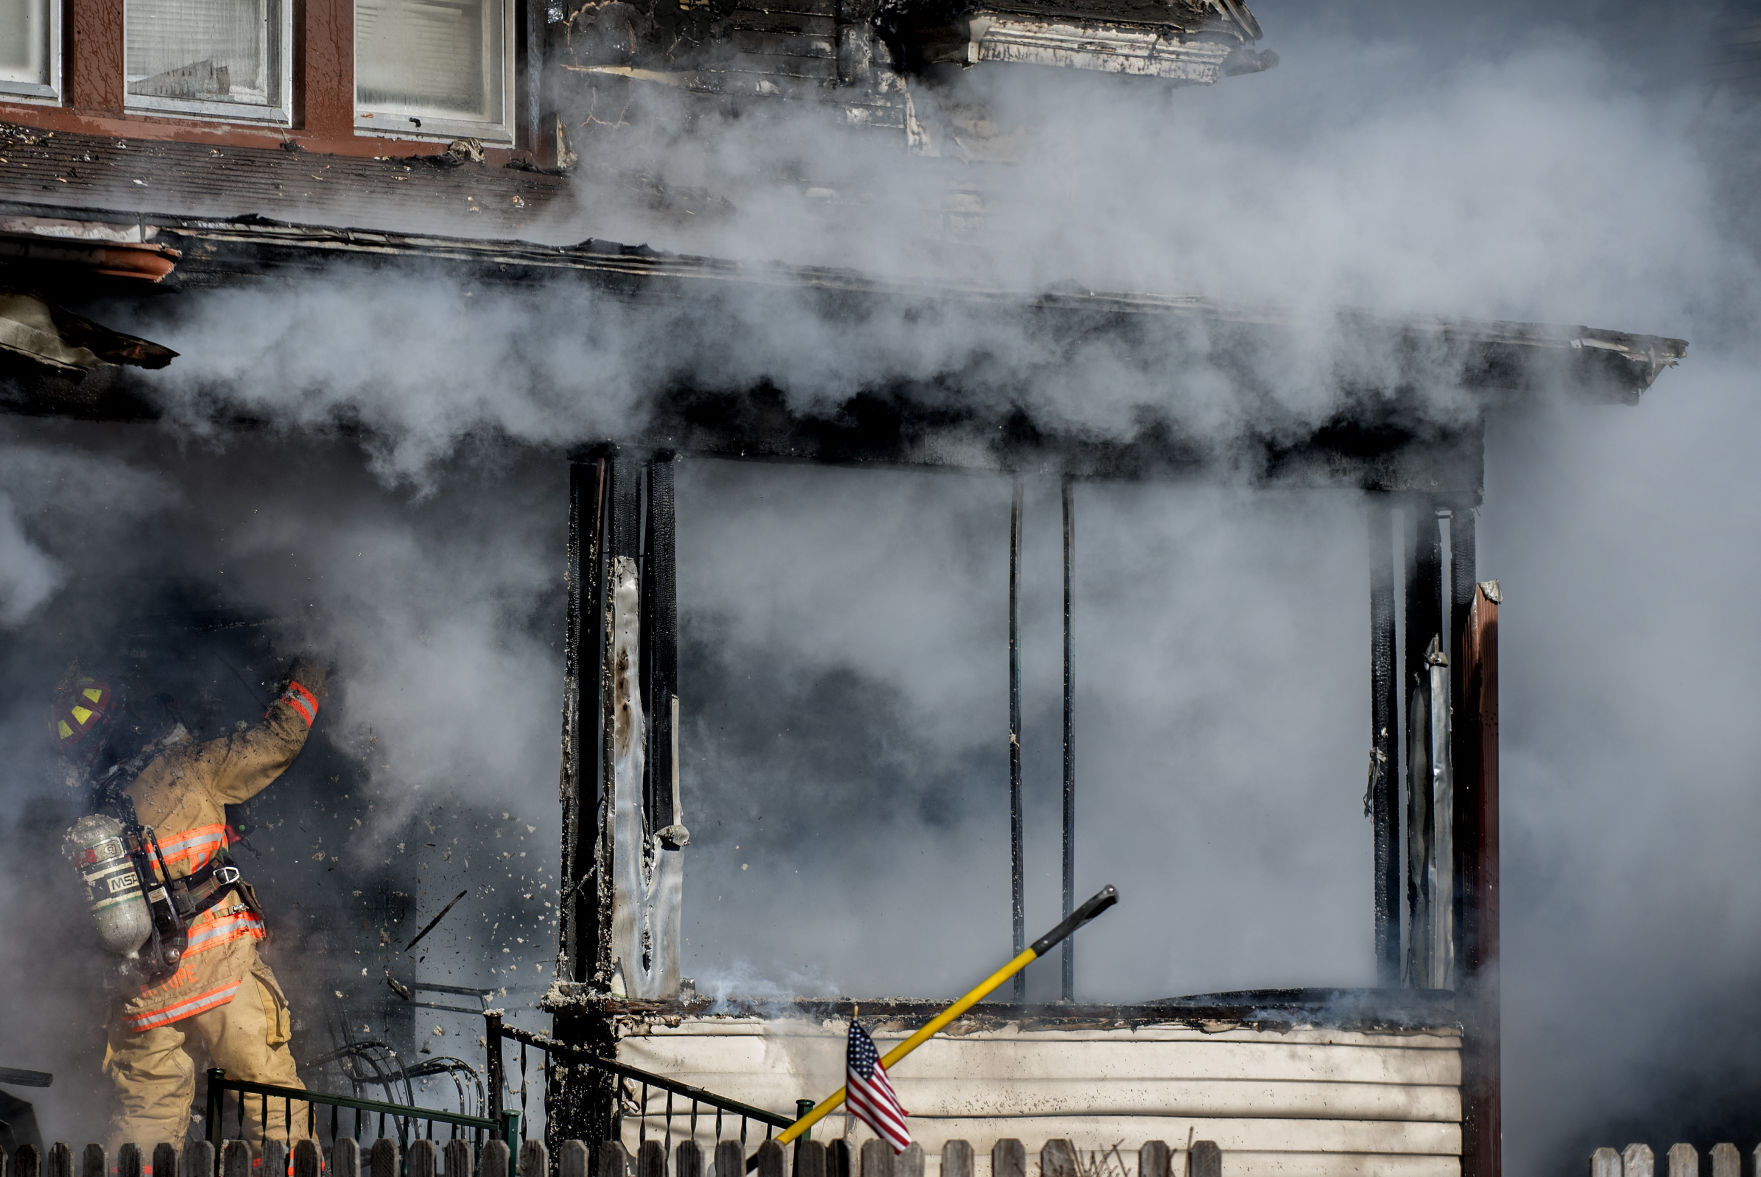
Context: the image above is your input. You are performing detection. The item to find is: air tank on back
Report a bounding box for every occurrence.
[65,813,152,957]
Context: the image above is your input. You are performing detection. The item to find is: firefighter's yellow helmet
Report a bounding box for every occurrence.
[51,676,115,754]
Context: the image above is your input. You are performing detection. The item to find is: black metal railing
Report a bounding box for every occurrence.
[205,1068,519,1167]
[483,1014,795,1149]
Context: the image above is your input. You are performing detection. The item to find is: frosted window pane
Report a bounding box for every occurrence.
[357,0,503,126]
[126,0,276,107]
[0,0,50,88]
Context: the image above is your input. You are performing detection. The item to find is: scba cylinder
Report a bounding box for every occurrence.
[65,813,152,957]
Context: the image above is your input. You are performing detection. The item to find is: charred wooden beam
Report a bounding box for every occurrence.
[562,449,687,994]
[1366,495,1400,987]
[1446,506,1477,958]
[1008,478,1025,1001]
[561,453,614,987]
[1401,504,1443,988]
[1060,474,1076,1002]
[554,449,688,1148]
[554,452,621,1158]
[641,456,681,840]
[1456,580,1500,1177]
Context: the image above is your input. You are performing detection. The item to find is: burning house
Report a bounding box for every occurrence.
[0,1,1694,1176]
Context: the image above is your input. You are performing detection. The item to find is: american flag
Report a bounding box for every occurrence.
[846,1020,911,1153]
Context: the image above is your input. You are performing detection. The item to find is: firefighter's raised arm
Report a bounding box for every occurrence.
[198,657,329,804]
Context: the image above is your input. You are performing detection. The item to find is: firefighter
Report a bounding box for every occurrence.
[53,658,327,1152]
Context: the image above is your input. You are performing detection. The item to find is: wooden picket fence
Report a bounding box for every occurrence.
[0,1137,1223,1177]
[1592,1143,1761,1177]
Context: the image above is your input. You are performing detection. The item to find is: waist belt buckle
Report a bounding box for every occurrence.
[214,865,241,887]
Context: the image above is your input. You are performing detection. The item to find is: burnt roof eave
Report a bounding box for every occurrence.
[159,210,1688,403]
[0,200,1687,490]
[28,203,1682,401]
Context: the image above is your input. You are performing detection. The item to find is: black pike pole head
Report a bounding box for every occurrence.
[1030,884,1118,957]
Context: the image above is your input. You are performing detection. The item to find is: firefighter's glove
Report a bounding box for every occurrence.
[275,656,328,729]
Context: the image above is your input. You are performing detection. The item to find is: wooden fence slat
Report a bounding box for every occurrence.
[859,1140,892,1177]
[154,1143,180,1177]
[793,1141,826,1177]
[331,1138,360,1177]
[1667,1145,1697,1177]
[713,1142,743,1177]
[1190,1141,1222,1177]
[1624,1144,1655,1177]
[558,1141,589,1177]
[939,1141,972,1177]
[673,1142,702,1177]
[408,1140,439,1177]
[221,1141,252,1177]
[261,1140,287,1177]
[755,1142,785,1177]
[293,1139,322,1177]
[183,1140,215,1177]
[80,1144,104,1177]
[826,1141,852,1177]
[476,1142,508,1177]
[370,1138,400,1177]
[1139,1141,1170,1177]
[1592,1149,1622,1177]
[445,1140,474,1177]
[1039,1141,1076,1177]
[117,1144,143,1177]
[1709,1144,1738,1177]
[518,1140,548,1177]
[992,1140,1025,1177]
[46,1142,71,1177]
[894,1143,923,1177]
[638,1141,668,1177]
[600,1141,632,1177]
[1,1143,8,1177]
[17,1145,40,1177]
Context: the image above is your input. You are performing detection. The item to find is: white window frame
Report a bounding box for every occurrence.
[353,0,516,146]
[123,0,293,126]
[0,0,63,104]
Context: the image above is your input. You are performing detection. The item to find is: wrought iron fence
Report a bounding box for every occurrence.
[483,1013,797,1151]
[204,1068,519,1167]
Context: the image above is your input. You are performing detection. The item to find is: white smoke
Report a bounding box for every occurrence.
[3,1,1758,1170]
[0,492,61,626]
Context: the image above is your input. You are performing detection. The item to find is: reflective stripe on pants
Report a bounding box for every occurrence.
[105,956,305,1153]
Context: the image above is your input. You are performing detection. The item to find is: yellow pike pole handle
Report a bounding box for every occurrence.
[772,885,1119,1149]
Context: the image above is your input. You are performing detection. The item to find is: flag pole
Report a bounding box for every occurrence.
[772,884,1119,1149]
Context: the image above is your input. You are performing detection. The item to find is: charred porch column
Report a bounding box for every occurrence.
[1447,507,1477,958]
[1061,475,1077,1001]
[1402,503,1445,988]
[560,450,613,986]
[1455,561,1502,1177]
[1367,496,1400,987]
[554,450,617,1158]
[1008,479,1026,1001]
[558,447,685,992]
[554,448,685,1153]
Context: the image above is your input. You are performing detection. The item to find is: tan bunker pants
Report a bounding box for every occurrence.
[104,959,307,1153]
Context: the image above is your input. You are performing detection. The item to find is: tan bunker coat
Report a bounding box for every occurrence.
[102,662,325,1152]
